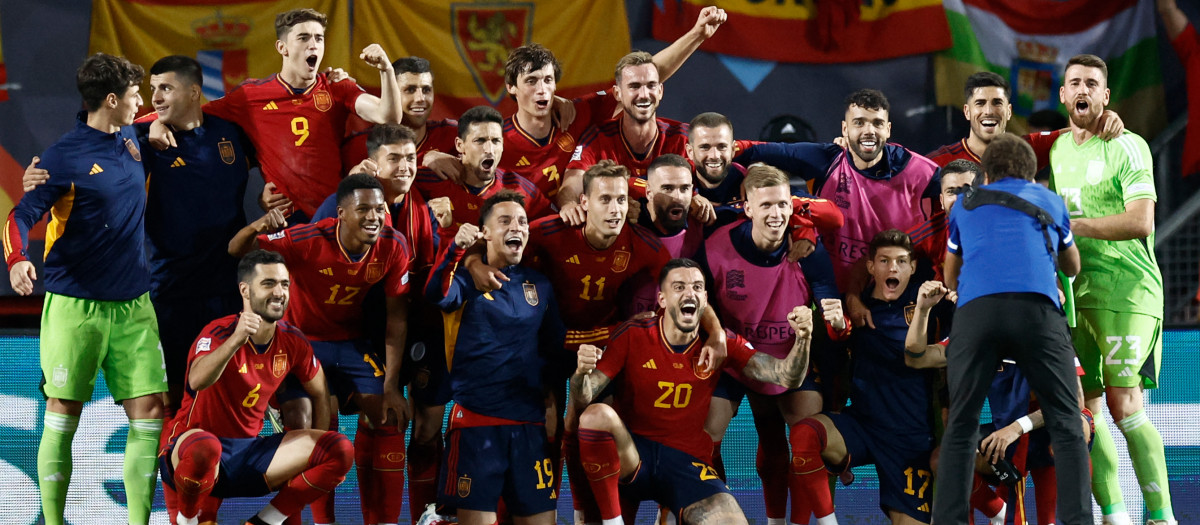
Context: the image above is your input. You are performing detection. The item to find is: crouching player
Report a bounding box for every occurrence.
[159,250,352,525]
[571,258,814,525]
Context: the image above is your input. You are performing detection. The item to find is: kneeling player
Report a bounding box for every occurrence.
[571,258,814,525]
[159,250,352,525]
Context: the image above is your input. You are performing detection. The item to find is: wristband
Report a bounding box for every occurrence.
[1016,415,1034,434]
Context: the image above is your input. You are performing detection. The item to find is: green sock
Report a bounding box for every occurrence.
[1090,412,1126,514]
[38,411,78,525]
[1116,410,1174,520]
[124,419,163,525]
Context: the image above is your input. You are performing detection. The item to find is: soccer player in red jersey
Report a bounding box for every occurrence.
[160,250,352,525]
[570,258,814,525]
[229,174,412,525]
[158,9,403,222]
[415,106,555,228]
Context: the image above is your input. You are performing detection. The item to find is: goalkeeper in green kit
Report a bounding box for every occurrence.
[1049,54,1173,525]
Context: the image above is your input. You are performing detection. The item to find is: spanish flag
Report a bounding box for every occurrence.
[352,0,630,120]
[89,0,351,102]
[0,8,7,103]
[652,0,951,64]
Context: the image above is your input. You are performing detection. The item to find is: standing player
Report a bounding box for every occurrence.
[425,191,566,525]
[160,250,353,525]
[158,8,403,222]
[788,230,950,525]
[229,174,413,525]
[1050,54,1174,525]
[415,106,555,227]
[5,53,165,525]
[570,258,814,525]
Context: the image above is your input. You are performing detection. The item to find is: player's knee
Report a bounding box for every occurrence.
[372,426,407,470]
[316,431,354,476]
[281,398,313,430]
[1104,387,1142,420]
[681,493,746,525]
[178,430,222,468]
[579,404,620,432]
[789,418,827,474]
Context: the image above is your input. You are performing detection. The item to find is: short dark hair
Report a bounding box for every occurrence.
[648,153,691,177]
[366,124,417,157]
[981,133,1037,182]
[149,55,202,87]
[868,229,914,259]
[942,159,982,182]
[1066,54,1108,81]
[393,56,432,76]
[844,88,889,114]
[336,172,384,206]
[658,257,704,287]
[689,112,733,135]
[1027,109,1067,131]
[582,160,629,195]
[963,71,1009,102]
[275,9,326,40]
[479,190,527,226]
[77,53,144,112]
[237,249,286,283]
[504,44,562,95]
[614,51,656,84]
[457,106,503,138]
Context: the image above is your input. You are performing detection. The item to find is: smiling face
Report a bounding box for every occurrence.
[399,72,435,128]
[866,246,914,301]
[614,63,663,125]
[744,184,793,251]
[964,86,1012,145]
[149,72,199,127]
[457,121,504,185]
[337,188,388,249]
[659,266,708,334]
[582,175,629,240]
[841,104,891,167]
[687,124,733,185]
[508,64,557,121]
[1060,64,1110,131]
[482,200,530,267]
[646,165,693,232]
[373,141,419,195]
[242,262,290,322]
[277,20,325,85]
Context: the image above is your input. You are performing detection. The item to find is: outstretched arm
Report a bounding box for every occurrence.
[652,6,727,81]
[904,281,952,369]
[740,306,812,389]
[354,44,402,124]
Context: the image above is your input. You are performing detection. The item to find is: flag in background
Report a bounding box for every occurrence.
[0,8,8,103]
[935,0,1166,136]
[352,0,630,120]
[652,0,951,64]
[89,0,351,103]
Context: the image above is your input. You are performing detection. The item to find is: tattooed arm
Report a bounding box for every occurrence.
[740,306,813,389]
[569,344,613,415]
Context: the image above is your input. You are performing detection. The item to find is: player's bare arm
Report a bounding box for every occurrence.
[422,150,466,182]
[844,256,875,328]
[382,295,411,430]
[301,368,333,432]
[188,310,262,391]
[557,168,585,213]
[354,44,403,124]
[680,492,750,525]
[569,344,611,414]
[1069,198,1154,241]
[903,281,950,369]
[741,306,812,389]
[228,207,288,257]
[944,252,962,291]
[697,307,728,373]
[651,6,727,82]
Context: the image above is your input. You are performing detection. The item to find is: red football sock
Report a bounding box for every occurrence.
[1032,465,1057,525]
[173,431,222,519]
[355,425,378,525]
[578,428,622,521]
[365,426,406,524]
[270,431,354,519]
[788,419,833,523]
[563,430,601,522]
[757,433,789,519]
[408,438,442,524]
[970,475,1004,517]
[311,411,340,524]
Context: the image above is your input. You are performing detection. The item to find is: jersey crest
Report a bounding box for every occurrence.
[451,4,531,104]
[523,281,539,306]
[457,474,473,497]
[366,262,384,283]
[124,138,141,162]
[272,353,288,378]
[612,250,630,273]
[218,139,236,164]
[313,89,333,112]
[903,304,916,325]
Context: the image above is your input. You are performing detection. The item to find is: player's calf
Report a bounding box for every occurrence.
[788,418,836,525]
[680,493,748,525]
[171,430,223,523]
[249,431,353,525]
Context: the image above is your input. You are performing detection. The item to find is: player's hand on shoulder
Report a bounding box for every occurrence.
[818,299,843,332]
[8,261,36,296]
[789,305,814,339]
[699,331,727,374]
[787,237,815,262]
[454,223,483,249]
[551,95,577,130]
[845,293,874,329]
[689,194,716,225]
[463,253,510,292]
[576,344,603,375]
[1097,109,1125,141]
[423,151,464,182]
[917,280,948,309]
[259,182,293,213]
[22,157,49,193]
[428,197,453,228]
[360,43,392,72]
[832,136,848,149]
[254,206,288,234]
[558,201,586,226]
[148,119,176,151]
[627,199,643,225]
[694,6,727,39]
[324,66,356,84]
[234,310,262,345]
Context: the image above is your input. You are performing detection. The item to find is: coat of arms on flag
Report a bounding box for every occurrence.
[451,3,532,105]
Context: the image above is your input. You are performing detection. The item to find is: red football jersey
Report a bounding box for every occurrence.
[906,210,949,281]
[926,131,1061,170]
[163,316,321,444]
[340,118,460,175]
[596,319,755,461]
[526,217,670,347]
[257,218,412,341]
[500,91,619,199]
[413,168,554,228]
[567,116,690,181]
[205,73,365,217]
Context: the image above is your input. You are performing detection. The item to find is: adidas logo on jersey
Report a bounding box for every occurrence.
[88,163,103,175]
[263,101,279,110]
[171,157,186,168]
[320,267,334,276]
[1144,481,1163,493]
[565,255,580,264]
[1118,367,1134,377]
[516,156,531,167]
[643,359,657,369]
[238,363,248,374]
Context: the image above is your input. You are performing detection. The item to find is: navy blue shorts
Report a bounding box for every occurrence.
[711,367,816,404]
[406,336,452,406]
[276,339,384,407]
[825,412,933,523]
[160,433,286,499]
[153,293,241,387]
[438,423,557,515]
[619,434,729,518]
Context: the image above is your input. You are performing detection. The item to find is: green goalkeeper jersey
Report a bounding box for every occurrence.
[1049,131,1163,318]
